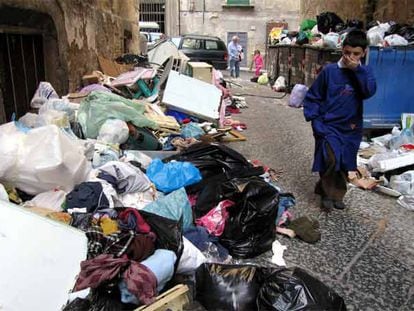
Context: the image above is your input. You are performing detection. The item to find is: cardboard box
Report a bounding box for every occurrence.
[187,62,213,84]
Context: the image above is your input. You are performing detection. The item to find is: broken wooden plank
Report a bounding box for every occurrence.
[220,129,247,142]
[135,284,190,311]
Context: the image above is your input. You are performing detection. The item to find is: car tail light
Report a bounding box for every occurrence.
[224,52,228,61]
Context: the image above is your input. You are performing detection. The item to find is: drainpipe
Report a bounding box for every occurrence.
[178,0,181,35]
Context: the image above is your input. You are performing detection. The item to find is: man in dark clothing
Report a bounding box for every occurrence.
[303,30,377,210]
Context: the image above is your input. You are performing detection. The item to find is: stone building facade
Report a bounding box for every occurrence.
[162,0,301,68]
[0,0,139,122]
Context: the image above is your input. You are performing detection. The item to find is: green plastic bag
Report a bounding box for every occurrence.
[78,91,157,138]
[257,73,269,85]
[300,19,317,31]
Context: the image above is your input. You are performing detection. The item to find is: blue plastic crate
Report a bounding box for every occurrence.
[364,46,414,129]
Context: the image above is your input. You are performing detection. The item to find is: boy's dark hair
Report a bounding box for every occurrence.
[342,30,368,49]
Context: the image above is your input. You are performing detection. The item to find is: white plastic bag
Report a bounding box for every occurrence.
[273,76,286,92]
[24,190,66,211]
[390,171,414,195]
[289,84,309,108]
[0,184,9,202]
[30,82,59,109]
[323,32,340,49]
[97,119,129,144]
[367,23,390,46]
[176,237,206,274]
[0,123,91,195]
[384,34,408,46]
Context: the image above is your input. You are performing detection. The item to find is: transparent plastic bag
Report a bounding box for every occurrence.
[390,171,414,195]
[30,82,59,109]
[289,84,308,108]
[97,119,129,144]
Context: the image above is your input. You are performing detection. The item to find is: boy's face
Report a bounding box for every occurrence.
[342,45,366,65]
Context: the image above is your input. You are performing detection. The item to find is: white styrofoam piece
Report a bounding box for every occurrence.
[162,70,221,121]
[373,152,414,172]
[0,201,87,311]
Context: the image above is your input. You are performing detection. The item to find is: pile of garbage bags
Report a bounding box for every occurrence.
[269,11,414,48]
[0,64,345,309]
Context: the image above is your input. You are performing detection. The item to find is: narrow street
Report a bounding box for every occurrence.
[226,72,414,311]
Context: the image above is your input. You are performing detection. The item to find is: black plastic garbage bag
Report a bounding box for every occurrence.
[317,12,344,34]
[196,263,262,311]
[257,267,347,311]
[63,298,91,311]
[164,142,252,177]
[220,178,279,259]
[346,19,364,29]
[140,210,183,259]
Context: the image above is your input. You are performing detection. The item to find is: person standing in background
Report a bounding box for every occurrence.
[253,50,264,77]
[227,36,242,78]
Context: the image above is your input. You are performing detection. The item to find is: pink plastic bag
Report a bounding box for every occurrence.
[195,200,234,236]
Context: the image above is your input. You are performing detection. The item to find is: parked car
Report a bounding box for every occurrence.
[171,34,228,70]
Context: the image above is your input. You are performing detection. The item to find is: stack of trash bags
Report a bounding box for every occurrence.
[0,139,345,310]
[0,81,346,310]
[271,11,414,48]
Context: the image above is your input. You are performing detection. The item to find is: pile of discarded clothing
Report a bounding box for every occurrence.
[354,115,414,211]
[269,11,414,48]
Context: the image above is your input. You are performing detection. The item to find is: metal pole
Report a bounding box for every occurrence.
[5,34,18,117]
[32,36,39,86]
[20,35,30,109]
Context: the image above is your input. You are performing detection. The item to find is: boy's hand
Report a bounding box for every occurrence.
[343,55,359,70]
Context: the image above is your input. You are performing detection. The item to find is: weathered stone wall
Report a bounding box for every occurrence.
[179,0,301,66]
[300,0,414,26]
[0,0,139,92]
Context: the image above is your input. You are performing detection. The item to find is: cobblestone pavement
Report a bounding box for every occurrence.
[225,72,414,311]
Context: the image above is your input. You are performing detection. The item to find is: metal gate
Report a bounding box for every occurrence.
[139,0,166,34]
[0,33,45,122]
[227,32,248,67]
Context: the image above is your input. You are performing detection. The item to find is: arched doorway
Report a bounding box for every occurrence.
[0,6,66,122]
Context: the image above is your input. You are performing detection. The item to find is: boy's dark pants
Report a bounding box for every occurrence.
[315,143,347,202]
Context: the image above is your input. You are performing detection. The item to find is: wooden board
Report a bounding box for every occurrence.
[220,129,247,142]
[136,284,190,311]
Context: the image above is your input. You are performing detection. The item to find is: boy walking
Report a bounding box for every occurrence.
[303,30,376,210]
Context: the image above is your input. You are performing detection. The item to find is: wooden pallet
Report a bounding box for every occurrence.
[135,284,190,311]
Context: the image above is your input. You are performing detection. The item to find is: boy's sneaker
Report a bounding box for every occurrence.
[321,198,334,211]
[333,201,346,210]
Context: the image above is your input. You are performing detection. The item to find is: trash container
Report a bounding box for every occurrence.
[278,45,290,85]
[364,46,414,129]
[304,46,341,87]
[266,46,279,80]
[304,46,322,87]
[290,46,305,86]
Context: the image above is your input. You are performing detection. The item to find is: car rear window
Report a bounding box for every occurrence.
[206,40,226,51]
[182,38,203,49]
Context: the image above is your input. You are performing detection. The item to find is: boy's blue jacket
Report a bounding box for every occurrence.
[303,62,377,172]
